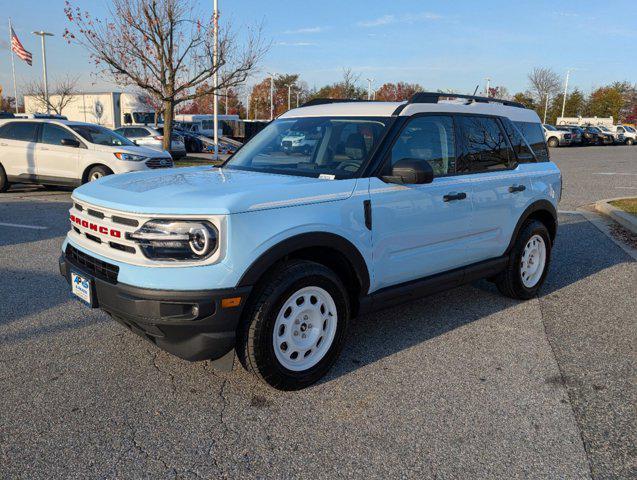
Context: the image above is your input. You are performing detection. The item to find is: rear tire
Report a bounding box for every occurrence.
[0,164,9,192]
[626,138,634,146]
[236,260,349,391]
[496,220,552,300]
[85,165,113,183]
[547,137,559,148]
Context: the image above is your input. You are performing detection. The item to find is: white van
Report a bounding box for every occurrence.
[174,114,240,138]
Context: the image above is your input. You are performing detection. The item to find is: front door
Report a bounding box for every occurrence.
[369,115,475,292]
[35,123,81,183]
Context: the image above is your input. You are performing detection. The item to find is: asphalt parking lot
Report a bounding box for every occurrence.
[1,147,635,479]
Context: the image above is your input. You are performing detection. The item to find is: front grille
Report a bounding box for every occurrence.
[282,141,292,148]
[145,158,174,169]
[66,244,119,284]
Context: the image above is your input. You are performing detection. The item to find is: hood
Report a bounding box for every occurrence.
[91,143,171,158]
[72,166,358,215]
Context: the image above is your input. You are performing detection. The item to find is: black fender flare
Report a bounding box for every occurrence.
[505,200,558,253]
[237,232,371,294]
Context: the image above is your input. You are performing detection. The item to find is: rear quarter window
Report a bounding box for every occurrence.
[514,121,549,162]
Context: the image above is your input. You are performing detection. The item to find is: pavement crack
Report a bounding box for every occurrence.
[150,349,178,393]
[536,295,595,479]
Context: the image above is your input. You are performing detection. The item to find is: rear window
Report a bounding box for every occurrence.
[502,121,536,163]
[0,122,39,142]
[514,121,549,162]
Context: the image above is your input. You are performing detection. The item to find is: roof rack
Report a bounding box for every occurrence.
[409,92,526,109]
[300,98,375,108]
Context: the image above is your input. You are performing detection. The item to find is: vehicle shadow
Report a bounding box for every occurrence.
[0,200,71,247]
[321,214,634,384]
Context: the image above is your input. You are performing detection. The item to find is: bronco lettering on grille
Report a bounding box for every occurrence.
[70,214,122,238]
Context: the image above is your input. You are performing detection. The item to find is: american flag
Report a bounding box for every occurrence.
[10,27,32,66]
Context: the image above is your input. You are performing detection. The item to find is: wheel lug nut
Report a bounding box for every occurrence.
[294,331,299,336]
[295,319,300,324]
[308,324,313,328]
[302,334,306,339]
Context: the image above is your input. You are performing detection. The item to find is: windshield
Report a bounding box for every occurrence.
[71,125,135,147]
[588,127,600,133]
[132,112,162,124]
[544,124,557,131]
[625,126,636,133]
[225,117,390,178]
[599,126,610,132]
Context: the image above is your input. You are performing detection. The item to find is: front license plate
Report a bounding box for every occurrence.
[71,272,93,305]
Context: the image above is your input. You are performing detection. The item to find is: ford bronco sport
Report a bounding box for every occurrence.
[60,92,561,390]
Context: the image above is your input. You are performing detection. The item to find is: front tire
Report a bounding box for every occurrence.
[626,138,634,146]
[237,260,349,390]
[496,220,552,300]
[547,137,559,148]
[85,165,113,183]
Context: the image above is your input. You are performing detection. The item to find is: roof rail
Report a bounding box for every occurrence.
[300,98,373,108]
[409,92,526,109]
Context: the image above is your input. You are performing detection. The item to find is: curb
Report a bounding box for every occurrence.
[594,198,637,235]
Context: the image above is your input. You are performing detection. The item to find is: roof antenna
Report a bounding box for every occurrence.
[472,85,480,96]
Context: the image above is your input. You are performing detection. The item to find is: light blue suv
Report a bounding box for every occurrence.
[60,92,561,390]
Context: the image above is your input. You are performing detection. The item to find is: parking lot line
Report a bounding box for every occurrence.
[0,222,48,230]
[592,172,637,176]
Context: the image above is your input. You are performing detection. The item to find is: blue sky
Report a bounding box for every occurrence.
[2,0,636,97]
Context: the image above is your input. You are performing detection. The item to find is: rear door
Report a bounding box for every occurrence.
[0,121,39,179]
[35,123,82,182]
[456,115,533,260]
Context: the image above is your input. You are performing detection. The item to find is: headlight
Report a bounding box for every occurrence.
[128,220,218,261]
[114,152,147,162]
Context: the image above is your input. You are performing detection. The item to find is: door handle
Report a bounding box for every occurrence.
[443,192,467,202]
[508,184,526,193]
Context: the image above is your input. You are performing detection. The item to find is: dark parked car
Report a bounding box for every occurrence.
[0,112,15,119]
[173,127,204,153]
[581,126,613,146]
[556,125,583,145]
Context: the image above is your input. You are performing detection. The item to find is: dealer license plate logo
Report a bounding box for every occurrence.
[71,272,91,304]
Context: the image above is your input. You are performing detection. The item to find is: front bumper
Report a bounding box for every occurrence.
[59,252,251,362]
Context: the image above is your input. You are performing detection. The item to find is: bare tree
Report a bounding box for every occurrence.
[64,0,267,149]
[24,76,79,115]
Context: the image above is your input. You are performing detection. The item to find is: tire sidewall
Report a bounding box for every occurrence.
[512,221,552,297]
[0,164,8,192]
[250,264,349,389]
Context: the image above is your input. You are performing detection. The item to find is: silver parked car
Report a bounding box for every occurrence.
[114,126,187,159]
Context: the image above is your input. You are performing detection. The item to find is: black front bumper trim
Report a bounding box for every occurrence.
[60,254,252,361]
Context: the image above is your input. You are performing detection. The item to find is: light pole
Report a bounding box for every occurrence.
[267,72,275,120]
[543,94,550,124]
[212,0,219,160]
[485,77,491,97]
[285,83,294,111]
[32,31,54,114]
[225,87,229,115]
[560,69,571,120]
[296,90,300,108]
[366,78,374,100]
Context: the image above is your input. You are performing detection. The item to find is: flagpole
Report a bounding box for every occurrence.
[9,19,19,114]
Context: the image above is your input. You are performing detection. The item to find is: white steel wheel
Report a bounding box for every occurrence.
[272,286,338,372]
[520,234,547,288]
[90,171,103,181]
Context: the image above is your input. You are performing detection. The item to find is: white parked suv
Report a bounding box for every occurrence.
[114,125,187,158]
[0,119,173,192]
[542,124,572,147]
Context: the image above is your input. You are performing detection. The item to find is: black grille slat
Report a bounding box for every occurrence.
[65,245,119,284]
[112,215,139,227]
[87,209,105,219]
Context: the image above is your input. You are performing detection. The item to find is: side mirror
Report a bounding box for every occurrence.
[61,138,81,148]
[382,158,434,185]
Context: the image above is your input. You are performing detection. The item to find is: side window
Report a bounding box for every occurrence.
[514,121,550,162]
[390,115,456,177]
[40,124,76,146]
[502,119,535,163]
[136,128,151,137]
[0,122,39,142]
[458,116,513,172]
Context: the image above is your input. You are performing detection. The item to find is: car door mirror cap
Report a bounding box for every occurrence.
[61,138,81,148]
[382,158,434,185]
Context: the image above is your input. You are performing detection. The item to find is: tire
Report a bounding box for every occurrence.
[626,138,634,146]
[547,137,559,148]
[496,220,552,300]
[236,260,350,390]
[85,165,113,183]
[0,164,9,192]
